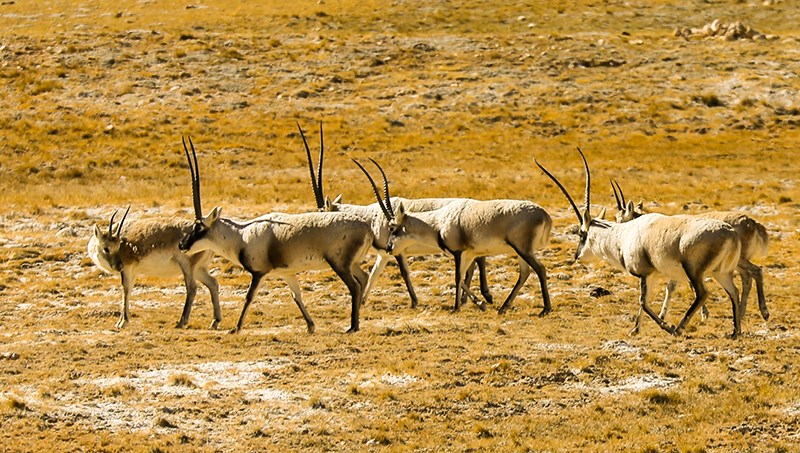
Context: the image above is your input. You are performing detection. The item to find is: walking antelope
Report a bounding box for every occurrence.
[177,137,373,333]
[610,179,769,323]
[536,149,744,337]
[88,207,221,329]
[298,123,492,308]
[358,160,553,315]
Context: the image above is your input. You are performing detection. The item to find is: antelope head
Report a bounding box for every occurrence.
[535,147,606,261]
[610,179,645,223]
[179,136,222,253]
[92,206,130,272]
[352,157,402,249]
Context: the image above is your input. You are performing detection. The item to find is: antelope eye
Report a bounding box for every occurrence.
[103,247,110,254]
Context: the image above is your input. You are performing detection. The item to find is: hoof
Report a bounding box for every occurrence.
[761,310,770,322]
[209,320,221,330]
[175,320,188,329]
[538,308,551,317]
[228,327,240,335]
[307,325,316,334]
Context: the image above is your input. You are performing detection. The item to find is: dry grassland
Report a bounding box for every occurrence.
[1,0,799,451]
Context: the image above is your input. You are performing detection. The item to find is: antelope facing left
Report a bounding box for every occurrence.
[363,160,554,316]
[610,179,770,324]
[298,122,493,309]
[536,148,744,338]
[177,137,374,333]
[88,207,221,329]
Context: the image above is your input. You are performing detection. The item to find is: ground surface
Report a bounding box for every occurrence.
[1,1,799,451]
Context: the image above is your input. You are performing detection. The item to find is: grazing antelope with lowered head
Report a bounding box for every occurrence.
[610,179,769,323]
[536,149,744,337]
[88,207,221,329]
[297,123,493,309]
[177,137,373,333]
[360,160,553,316]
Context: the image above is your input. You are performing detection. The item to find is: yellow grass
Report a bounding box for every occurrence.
[1,0,799,451]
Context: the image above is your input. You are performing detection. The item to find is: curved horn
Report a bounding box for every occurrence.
[298,122,324,210]
[368,158,393,216]
[182,135,203,220]
[612,179,626,207]
[115,205,130,237]
[534,158,582,224]
[610,179,623,210]
[351,158,393,220]
[317,121,324,203]
[577,147,590,217]
[108,210,119,237]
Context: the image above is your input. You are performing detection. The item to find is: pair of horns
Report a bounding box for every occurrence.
[182,136,203,220]
[298,122,326,210]
[535,147,591,224]
[610,179,627,210]
[108,205,130,238]
[353,158,395,220]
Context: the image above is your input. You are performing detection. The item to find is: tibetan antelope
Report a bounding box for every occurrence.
[359,160,553,315]
[298,123,492,308]
[177,137,373,333]
[88,207,221,329]
[536,148,744,337]
[610,179,769,323]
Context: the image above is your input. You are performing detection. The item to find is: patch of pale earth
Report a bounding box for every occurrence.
[785,402,800,416]
[571,374,681,395]
[601,339,642,356]
[380,372,420,387]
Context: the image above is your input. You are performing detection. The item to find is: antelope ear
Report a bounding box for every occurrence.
[94,224,102,238]
[206,206,222,225]
[597,207,606,220]
[332,194,342,204]
[582,208,592,226]
[635,201,644,211]
[394,201,406,224]
[323,196,333,212]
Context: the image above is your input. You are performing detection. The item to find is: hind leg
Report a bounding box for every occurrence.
[116,270,136,329]
[713,271,741,338]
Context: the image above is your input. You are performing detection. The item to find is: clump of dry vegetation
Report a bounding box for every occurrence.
[0,0,798,451]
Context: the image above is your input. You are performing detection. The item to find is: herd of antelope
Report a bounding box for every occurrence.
[88,124,770,339]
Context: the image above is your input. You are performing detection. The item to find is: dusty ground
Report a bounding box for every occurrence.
[1,1,799,452]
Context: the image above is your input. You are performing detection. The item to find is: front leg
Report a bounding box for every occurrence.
[637,275,677,335]
[116,270,135,329]
[284,276,316,334]
[395,254,419,309]
[231,272,264,334]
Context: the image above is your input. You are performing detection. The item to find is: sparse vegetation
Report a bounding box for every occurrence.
[0,0,798,452]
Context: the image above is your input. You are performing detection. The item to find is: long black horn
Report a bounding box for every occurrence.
[108,210,118,237]
[352,158,393,220]
[534,158,582,224]
[610,179,623,210]
[577,147,591,217]
[298,123,324,210]
[612,179,626,207]
[368,158,393,216]
[116,205,130,237]
[182,135,203,220]
[317,121,324,204]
